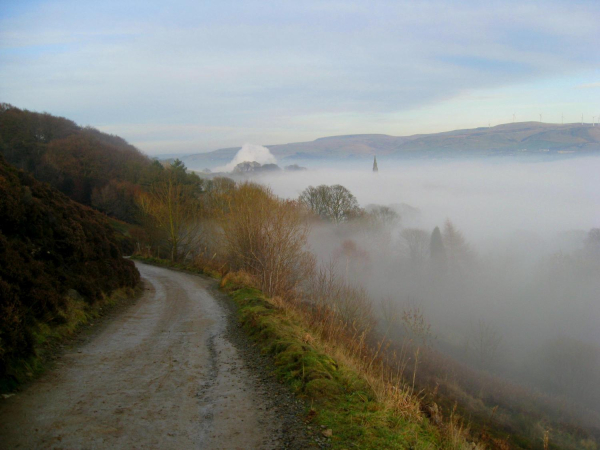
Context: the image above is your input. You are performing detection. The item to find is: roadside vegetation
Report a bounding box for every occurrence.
[0,154,139,391]
[131,174,600,449]
[129,176,489,448]
[132,256,475,449]
[223,274,449,449]
[2,106,599,448]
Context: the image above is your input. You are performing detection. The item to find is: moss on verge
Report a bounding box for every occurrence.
[224,283,443,449]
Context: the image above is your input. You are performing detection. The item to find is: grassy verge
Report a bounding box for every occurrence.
[225,284,445,449]
[1,286,140,393]
[133,256,477,449]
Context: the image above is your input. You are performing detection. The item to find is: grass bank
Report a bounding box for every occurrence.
[224,282,445,449]
[132,255,479,449]
[1,286,140,393]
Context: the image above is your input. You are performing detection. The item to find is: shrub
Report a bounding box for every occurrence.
[220,182,313,298]
[0,155,139,385]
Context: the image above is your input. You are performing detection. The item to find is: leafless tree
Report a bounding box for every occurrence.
[466,320,503,368]
[137,175,201,261]
[401,228,430,266]
[299,184,361,224]
[221,182,313,297]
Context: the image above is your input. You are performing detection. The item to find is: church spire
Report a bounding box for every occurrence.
[372,155,378,173]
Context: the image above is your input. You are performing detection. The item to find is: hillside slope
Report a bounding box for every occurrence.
[0,104,157,223]
[0,155,140,388]
[0,104,206,228]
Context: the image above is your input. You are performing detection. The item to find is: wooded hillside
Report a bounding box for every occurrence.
[0,104,169,223]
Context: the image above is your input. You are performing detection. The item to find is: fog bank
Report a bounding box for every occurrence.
[262,157,600,247]
[255,157,600,410]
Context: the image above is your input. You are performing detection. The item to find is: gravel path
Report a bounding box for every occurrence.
[0,262,315,449]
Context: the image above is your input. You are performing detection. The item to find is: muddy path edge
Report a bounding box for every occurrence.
[0,261,317,449]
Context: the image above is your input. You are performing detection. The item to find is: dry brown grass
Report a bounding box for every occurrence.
[217,258,482,447]
[251,263,482,448]
[278,298,482,448]
[219,270,259,290]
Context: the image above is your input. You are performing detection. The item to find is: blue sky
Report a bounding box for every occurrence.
[1,0,599,154]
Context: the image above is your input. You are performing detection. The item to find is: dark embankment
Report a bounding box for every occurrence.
[0,155,140,390]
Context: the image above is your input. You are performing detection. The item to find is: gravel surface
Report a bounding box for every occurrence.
[0,262,323,449]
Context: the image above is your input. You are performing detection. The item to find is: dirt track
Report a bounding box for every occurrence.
[0,262,313,449]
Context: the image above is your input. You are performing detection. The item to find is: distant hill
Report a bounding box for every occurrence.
[180,122,600,169]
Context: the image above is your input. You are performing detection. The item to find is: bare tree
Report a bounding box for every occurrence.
[364,204,400,228]
[137,175,201,261]
[221,182,313,297]
[465,320,503,369]
[298,185,329,218]
[299,184,361,224]
[401,228,429,266]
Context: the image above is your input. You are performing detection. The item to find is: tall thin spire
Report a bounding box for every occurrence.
[373,155,378,173]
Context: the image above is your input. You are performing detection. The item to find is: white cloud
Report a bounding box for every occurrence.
[217,143,278,172]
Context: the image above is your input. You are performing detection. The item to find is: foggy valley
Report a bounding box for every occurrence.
[2,105,600,449]
[197,148,600,420]
[3,1,600,447]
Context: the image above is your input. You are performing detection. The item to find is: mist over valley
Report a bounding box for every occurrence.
[190,139,600,420]
[3,0,600,446]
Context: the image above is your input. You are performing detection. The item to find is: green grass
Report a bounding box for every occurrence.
[132,256,474,448]
[1,287,139,393]
[126,256,600,449]
[225,284,444,449]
